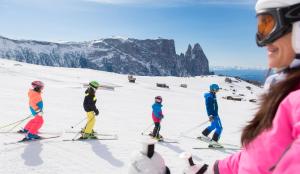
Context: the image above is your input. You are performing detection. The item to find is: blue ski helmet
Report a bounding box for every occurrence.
[210,84,220,92]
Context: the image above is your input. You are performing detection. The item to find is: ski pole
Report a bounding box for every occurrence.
[0,115,31,130]
[4,115,32,133]
[72,115,95,140]
[179,120,209,137]
[70,117,87,129]
[141,123,154,135]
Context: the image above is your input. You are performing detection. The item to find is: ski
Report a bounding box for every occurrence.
[141,132,178,143]
[157,139,179,144]
[193,147,241,151]
[65,131,117,137]
[4,135,60,145]
[63,137,118,142]
[0,131,62,135]
[183,135,241,148]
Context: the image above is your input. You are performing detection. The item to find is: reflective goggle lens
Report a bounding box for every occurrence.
[257,14,276,41]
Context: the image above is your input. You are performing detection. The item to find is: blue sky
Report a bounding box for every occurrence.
[0,0,267,67]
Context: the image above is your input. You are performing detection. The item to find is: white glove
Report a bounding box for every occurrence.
[35,109,43,116]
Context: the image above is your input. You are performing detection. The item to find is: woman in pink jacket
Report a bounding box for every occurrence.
[195,0,300,173]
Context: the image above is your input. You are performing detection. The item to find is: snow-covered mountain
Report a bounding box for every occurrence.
[0,36,209,76]
[0,58,261,174]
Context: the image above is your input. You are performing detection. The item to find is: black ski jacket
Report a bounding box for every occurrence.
[83,87,98,112]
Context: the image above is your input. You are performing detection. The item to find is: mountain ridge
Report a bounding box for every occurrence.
[0,35,210,76]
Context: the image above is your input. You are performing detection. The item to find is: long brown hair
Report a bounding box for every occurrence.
[241,68,300,146]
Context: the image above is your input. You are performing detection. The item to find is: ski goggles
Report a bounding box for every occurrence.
[256,3,300,47]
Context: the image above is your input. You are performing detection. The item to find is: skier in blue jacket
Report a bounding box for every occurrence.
[198,84,223,147]
[150,96,164,140]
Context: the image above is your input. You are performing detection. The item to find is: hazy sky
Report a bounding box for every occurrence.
[0,0,267,67]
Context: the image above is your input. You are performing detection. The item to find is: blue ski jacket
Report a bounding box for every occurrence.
[204,92,218,117]
[152,102,163,119]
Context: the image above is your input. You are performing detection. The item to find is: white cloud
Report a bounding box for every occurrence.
[85,0,256,6]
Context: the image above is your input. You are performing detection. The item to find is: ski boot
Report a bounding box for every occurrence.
[81,129,97,134]
[153,135,164,141]
[197,135,211,143]
[208,140,224,148]
[17,128,28,134]
[22,133,41,141]
[79,133,98,139]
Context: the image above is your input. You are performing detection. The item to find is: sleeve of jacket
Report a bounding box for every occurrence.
[272,91,300,174]
[36,101,43,111]
[213,151,242,174]
[205,95,214,116]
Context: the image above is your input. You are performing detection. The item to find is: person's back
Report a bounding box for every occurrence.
[152,102,163,119]
[204,92,218,117]
[83,87,97,112]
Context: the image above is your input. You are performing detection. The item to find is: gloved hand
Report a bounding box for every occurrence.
[161,115,164,119]
[35,109,43,116]
[94,109,99,116]
[209,115,214,122]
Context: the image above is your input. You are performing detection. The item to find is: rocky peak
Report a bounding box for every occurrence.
[0,36,210,76]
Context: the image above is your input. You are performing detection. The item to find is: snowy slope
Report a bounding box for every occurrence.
[0,58,261,174]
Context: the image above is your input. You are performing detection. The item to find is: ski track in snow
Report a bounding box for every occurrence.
[0,58,261,173]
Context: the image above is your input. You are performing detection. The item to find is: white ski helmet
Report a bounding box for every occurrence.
[180,152,208,174]
[255,0,300,47]
[128,138,170,174]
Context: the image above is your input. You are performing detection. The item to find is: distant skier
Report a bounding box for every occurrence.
[19,81,45,140]
[198,84,223,148]
[80,81,100,139]
[128,138,170,174]
[149,96,164,140]
[179,152,208,174]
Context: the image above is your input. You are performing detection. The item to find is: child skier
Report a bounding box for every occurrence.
[150,96,164,140]
[198,84,223,148]
[19,81,45,140]
[80,81,100,139]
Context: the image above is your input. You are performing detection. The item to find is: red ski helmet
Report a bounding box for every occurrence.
[155,96,162,102]
[31,81,44,90]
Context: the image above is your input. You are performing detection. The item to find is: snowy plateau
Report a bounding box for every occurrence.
[0,58,261,173]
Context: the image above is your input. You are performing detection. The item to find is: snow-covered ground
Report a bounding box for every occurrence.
[0,58,262,173]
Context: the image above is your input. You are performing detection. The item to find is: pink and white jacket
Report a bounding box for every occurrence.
[214,87,300,174]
